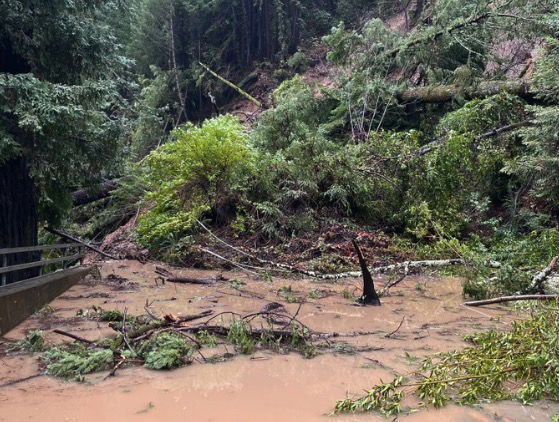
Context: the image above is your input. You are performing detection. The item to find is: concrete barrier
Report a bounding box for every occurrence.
[0,267,90,337]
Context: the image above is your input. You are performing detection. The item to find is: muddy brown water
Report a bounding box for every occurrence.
[1,260,557,421]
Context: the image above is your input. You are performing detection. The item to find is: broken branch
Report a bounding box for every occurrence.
[464,295,559,307]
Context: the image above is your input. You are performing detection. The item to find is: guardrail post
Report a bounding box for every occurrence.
[1,255,6,286]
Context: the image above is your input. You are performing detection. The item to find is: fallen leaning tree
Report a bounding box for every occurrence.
[196,219,469,281]
[464,295,559,307]
[398,80,531,104]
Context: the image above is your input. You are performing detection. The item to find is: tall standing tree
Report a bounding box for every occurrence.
[0,0,127,281]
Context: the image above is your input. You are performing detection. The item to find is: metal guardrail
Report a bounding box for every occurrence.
[0,243,84,286]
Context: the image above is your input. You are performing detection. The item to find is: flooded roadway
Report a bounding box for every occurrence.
[1,260,557,421]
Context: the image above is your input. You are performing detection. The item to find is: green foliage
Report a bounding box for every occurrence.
[438,93,526,136]
[227,320,255,355]
[12,308,320,381]
[228,279,246,291]
[137,115,254,250]
[308,289,328,300]
[196,330,218,348]
[287,51,309,73]
[251,77,382,237]
[277,285,304,303]
[10,330,47,353]
[341,289,356,300]
[42,347,113,379]
[0,0,128,225]
[334,306,559,415]
[139,332,194,370]
[99,310,126,322]
[335,377,404,416]
[498,38,559,215]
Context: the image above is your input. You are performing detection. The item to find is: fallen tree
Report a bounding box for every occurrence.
[71,179,119,206]
[417,121,532,156]
[464,294,559,307]
[45,226,119,260]
[312,258,466,280]
[154,266,227,285]
[399,80,531,104]
[194,220,475,282]
[521,256,558,294]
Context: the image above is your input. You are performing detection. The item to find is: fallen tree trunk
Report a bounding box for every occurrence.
[464,295,559,307]
[313,259,465,280]
[71,179,119,206]
[155,266,227,285]
[199,62,262,108]
[521,256,558,294]
[45,226,119,260]
[417,121,532,156]
[399,80,531,104]
[194,220,471,280]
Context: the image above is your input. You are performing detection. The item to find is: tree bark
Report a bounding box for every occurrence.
[71,179,118,206]
[399,80,532,104]
[0,156,40,283]
[464,295,559,307]
[352,239,381,306]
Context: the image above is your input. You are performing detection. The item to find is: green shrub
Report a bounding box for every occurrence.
[334,306,559,415]
[10,330,47,352]
[227,320,255,354]
[42,347,113,379]
[287,51,309,72]
[138,332,194,370]
[137,115,254,250]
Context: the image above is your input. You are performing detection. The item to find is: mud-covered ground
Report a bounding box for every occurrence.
[1,260,558,421]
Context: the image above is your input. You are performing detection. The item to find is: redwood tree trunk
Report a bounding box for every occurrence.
[0,156,40,283]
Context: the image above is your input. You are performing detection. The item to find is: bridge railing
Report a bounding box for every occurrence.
[0,243,85,286]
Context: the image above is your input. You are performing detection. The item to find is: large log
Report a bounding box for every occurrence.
[399,80,531,104]
[71,179,118,206]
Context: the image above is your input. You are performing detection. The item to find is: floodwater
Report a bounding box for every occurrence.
[1,260,557,421]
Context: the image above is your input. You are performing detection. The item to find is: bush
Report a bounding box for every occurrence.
[287,51,309,72]
[137,115,254,250]
[42,347,113,379]
[138,332,194,370]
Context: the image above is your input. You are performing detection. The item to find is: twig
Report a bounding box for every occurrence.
[121,308,135,354]
[380,262,410,296]
[385,316,406,338]
[105,355,126,379]
[280,303,303,329]
[0,373,43,388]
[53,329,95,345]
[200,248,260,276]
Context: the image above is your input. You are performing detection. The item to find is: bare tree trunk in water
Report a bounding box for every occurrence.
[352,239,381,306]
[0,156,40,284]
